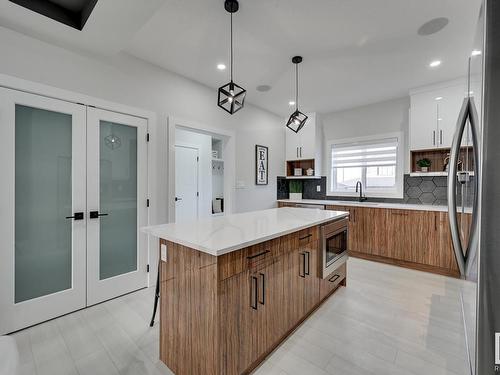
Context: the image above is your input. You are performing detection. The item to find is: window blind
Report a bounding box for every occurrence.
[331,138,398,168]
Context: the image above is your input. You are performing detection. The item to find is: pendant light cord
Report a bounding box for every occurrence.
[230,12,233,83]
[295,63,299,111]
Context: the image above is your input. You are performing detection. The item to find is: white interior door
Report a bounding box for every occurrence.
[0,88,87,334]
[175,145,199,222]
[86,108,148,305]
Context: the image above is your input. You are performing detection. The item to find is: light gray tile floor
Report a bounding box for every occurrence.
[11,258,474,375]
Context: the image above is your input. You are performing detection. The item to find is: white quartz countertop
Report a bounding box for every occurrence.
[141,207,348,256]
[278,199,472,213]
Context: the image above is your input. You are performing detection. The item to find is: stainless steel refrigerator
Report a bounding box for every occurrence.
[447,1,500,373]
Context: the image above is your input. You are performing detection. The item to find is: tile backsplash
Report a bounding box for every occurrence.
[277,175,474,206]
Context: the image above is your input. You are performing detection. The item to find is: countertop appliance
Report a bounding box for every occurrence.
[320,218,348,279]
[447,1,500,373]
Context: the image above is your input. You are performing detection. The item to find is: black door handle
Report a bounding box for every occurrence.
[250,276,258,310]
[259,273,265,305]
[89,211,109,219]
[299,252,306,278]
[175,197,182,202]
[66,212,84,220]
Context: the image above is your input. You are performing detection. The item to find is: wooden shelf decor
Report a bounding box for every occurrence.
[410,147,474,174]
[286,159,315,177]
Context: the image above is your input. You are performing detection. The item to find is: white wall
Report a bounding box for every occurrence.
[175,128,212,218]
[0,26,285,225]
[321,97,410,175]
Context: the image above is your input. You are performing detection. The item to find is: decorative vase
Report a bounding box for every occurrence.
[289,193,302,200]
[421,167,428,172]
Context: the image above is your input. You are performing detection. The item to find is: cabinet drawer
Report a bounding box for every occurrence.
[218,237,281,281]
[319,263,346,300]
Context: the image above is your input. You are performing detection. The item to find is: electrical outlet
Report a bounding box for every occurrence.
[161,243,167,262]
[316,185,321,192]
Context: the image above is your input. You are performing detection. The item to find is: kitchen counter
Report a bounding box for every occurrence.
[142,207,348,256]
[277,198,472,213]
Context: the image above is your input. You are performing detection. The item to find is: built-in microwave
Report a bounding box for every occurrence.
[320,218,348,278]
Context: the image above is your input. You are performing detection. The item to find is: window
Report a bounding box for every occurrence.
[328,135,402,197]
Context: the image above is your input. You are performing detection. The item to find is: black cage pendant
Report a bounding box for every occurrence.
[286,56,308,133]
[218,0,246,114]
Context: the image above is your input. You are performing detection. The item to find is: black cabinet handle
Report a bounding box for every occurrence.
[89,211,109,219]
[328,274,340,283]
[299,253,306,278]
[66,212,84,220]
[305,251,310,276]
[175,197,182,202]
[246,250,270,260]
[250,276,258,310]
[259,273,265,305]
[299,234,312,241]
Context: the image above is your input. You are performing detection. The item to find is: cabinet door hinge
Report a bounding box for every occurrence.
[147,199,150,207]
[196,156,199,162]
[147,264,150,273]
[197,192,199,197]
[146,133,150,142]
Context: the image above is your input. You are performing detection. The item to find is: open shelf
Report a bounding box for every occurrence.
[410,147,474,174]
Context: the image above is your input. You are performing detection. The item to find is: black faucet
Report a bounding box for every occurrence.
[355,181,367,202]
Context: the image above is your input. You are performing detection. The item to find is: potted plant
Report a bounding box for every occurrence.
[289,180,303,200]
[417,158,432,172]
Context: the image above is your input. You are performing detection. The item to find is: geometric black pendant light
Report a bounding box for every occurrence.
[218,0,246,114]
[286,56,308,133]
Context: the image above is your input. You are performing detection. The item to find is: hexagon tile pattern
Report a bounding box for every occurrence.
[278,175,475,207]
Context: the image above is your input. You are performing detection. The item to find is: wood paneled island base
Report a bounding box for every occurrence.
[158,224,346,375]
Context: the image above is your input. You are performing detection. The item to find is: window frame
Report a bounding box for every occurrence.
[326,132,404,198]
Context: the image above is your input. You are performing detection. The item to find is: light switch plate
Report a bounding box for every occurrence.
[316,185,321,192]
[161,243,167,262]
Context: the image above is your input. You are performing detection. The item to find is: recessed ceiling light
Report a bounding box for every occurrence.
[288,101,296,106]
[471,50,482,56]
[417,17,449,36]
[217,63,226,70]
[429,60,442,68]
[438,118,443,121]
[256,85,272,92]
[435,96,443,101]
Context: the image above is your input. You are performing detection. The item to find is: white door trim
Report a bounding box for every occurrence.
[167,116,236,223]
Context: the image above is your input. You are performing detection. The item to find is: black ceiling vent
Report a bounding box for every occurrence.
[9,0,98,30]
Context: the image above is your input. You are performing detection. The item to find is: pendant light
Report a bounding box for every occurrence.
[286,56,308,133]
[218,0,246,114]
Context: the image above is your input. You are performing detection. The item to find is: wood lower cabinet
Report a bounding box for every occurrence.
[159,222,346,375]
[300,202,464,277]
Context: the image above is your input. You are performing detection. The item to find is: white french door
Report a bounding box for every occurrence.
[0,88,87,334]
[86,108,148,305]
[0,88,148,334]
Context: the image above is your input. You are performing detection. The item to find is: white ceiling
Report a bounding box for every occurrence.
[0,0,482,116]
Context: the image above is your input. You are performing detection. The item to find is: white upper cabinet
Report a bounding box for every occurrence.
[285,113,320,161]
[410,80,466,150]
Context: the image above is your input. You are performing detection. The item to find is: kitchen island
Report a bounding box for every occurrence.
[143,207,349,375]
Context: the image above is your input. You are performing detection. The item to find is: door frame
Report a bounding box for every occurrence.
[174,143,200,221]
[0,74,158,288]
[167,116,236,223]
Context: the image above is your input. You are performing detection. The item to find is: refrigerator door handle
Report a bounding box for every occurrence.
[464,97,480,276]
[447,97,481,278]
[447,98,469,277]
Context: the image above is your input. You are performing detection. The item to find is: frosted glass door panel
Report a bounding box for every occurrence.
[15,105,73,303]
[0,87,86,335]
[99,121,138,280]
